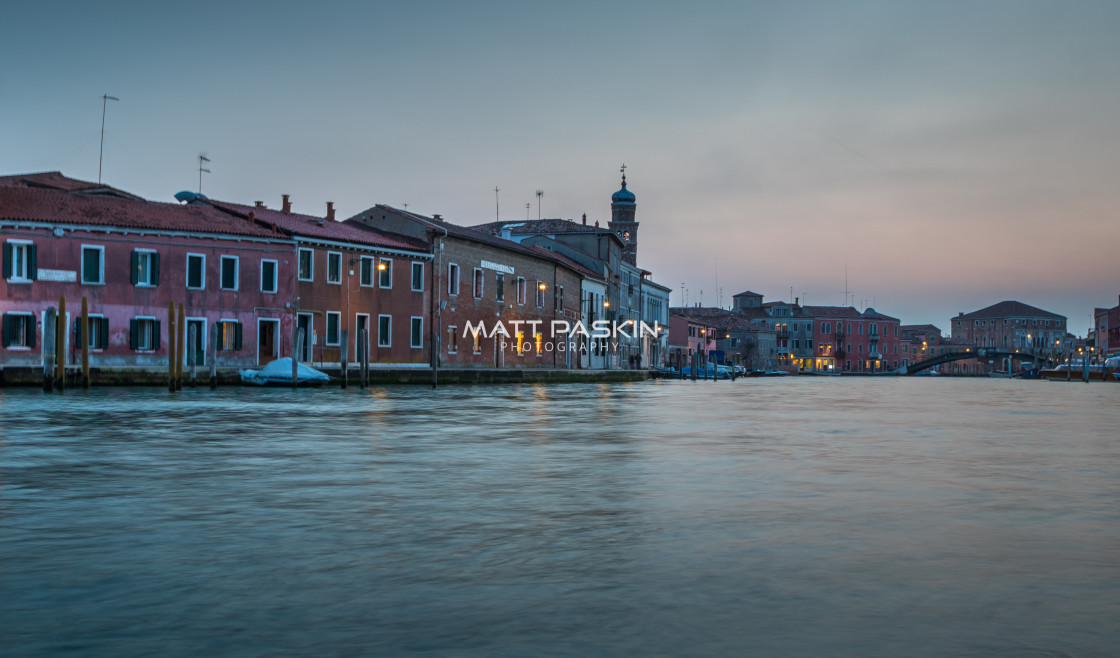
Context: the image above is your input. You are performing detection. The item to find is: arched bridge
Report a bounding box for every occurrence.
[898,349,1058,374]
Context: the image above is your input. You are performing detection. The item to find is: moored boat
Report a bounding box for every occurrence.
[240,358,330,387]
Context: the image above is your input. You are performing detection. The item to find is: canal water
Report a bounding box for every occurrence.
[1,379,1117,657]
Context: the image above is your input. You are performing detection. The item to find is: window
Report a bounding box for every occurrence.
[2,313,35,348]
[82,245,105,284]
[129,317,160,351]
[360,256,374,287]
[516,331,525,356]
[4,241,37,282]
[448,263,460,295]
[495,273,504,302]
[535,332,543,357]
[131,249,159,286]
[472,329,481,354]
[448,325,459,354]
[327,252,342,285]
[260,260,278,293]
[378,258,392,288]
[378,315,391,347]
[221,255,239,290]
[76,315,109,350]
[410,317,423,348]
[555,285,563,311]
[217,320,242,351]
[186,253,205,289]
[411,262,424,292]
[517,277,527,305]
[473,268,483,298]
[326,312,340,346]
[535,281,544,307]
[298,248,314,281]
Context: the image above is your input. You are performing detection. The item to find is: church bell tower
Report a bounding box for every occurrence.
[608,164,639,265]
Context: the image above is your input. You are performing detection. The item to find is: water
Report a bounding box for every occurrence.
[1,379,1117,657]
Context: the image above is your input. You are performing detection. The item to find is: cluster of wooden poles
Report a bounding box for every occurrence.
[41,296,87,391]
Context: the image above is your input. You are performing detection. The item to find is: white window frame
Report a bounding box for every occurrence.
[473,267,483,299]
[325,311,341,346]
[184,317,208,365]
[297,248,314,282]
[216,319,240,351]
[360,256,375,288]
[378,314,392,348]
[220,255,239,291]
[354,313,370,359]
[7,240,34,283]
[410,316,423,349]
[411,262,424,292]
[83,313,107,351]
[134,248,157,287]
[81,244,105,285]
[326,251,343,285]
[260,259,278,293]
[378,258,393,289]
[447,325,459,354]
[517,277,526,305]
[135,316,159,352]
[448,263,460,296]
[186,253,206,290]
[535,280,544,307]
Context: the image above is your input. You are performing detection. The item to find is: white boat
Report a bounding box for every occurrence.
[240,358,330,387]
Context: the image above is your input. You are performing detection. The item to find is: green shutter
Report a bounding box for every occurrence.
[1,244,10,279]
[26,317,35,349]
[154,320,161,350]
[75,318,82,345]
[152,253,160,286]
[28,245,37,281]
[234,322,243,351]
[99,317,110,349]
[130,251,139,284]
[129,319,138,350]
[1,314,9,347]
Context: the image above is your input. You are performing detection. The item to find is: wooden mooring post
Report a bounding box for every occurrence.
[340,330,349,389]
[359,329,369,388]
[43,307,56,392]
[208,323,219,389]
[293,326,304,389]
[167,301,176,391]
[56,296,66,390]
[176,304,185,391]
[188,326,197,386]
[80,297,90,388]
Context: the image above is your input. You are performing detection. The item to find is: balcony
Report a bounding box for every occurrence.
[833,331,845,340]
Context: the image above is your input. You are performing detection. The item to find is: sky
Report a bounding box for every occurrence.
[2,0,1118,331]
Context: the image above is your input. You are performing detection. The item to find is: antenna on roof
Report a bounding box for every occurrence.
[98,94,119,184]
[536,190,543,220]
[525,202,530,220]
[198,154,211,194]
[494,186,500,222]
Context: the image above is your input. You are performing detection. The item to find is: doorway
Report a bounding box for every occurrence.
[258,318,280,366]
[296,313,313,362]
[185,318,206,366]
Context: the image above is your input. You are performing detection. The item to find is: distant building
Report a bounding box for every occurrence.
[1094,295,1120,359]
[804,306,902,372]
[950,301,1067,354]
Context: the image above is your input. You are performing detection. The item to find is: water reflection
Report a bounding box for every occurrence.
[1,379,1117,657]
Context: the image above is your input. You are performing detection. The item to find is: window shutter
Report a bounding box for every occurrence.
[99,317,110,349]
[1,314,9,347]
[29,245,37,281]
[26,317,35,349]
[154,320,161,350]
[131,251,139,285]
[235,322,243,351]
[129,319,138,350]
[152,253,160,286]
[1,244,10,279]
[75,318,82,345]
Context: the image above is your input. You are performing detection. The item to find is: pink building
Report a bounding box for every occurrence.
[1,175,294,376]
[806,306,902,372]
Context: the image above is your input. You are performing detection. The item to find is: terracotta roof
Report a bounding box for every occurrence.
[470,218,609,236]
[802,305,865,320]
[525,245,604,281]
[207,200,428,252]
[861,307,900,322]
[671,307,771,331]
[0,185,278,238]
[0,171,143,200]
[956,301,1065,321]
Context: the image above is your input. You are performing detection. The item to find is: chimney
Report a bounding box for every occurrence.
[248,211,255,221]
[795,297,799,306]
[582,213,587,225]
[595,220,599,227]
[432,214,442,221]
[281,194,291,213]
[326,201,335,221]
[254,200,264,208]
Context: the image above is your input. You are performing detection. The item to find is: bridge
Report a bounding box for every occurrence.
[898,349,1058,374]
